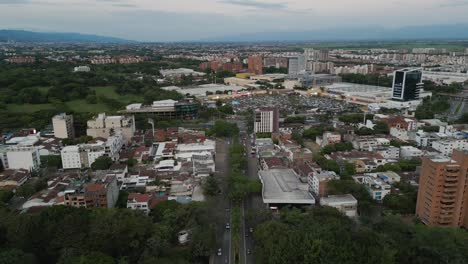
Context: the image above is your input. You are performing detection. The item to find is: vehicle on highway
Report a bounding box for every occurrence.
[247,249,251,255]
[225,223,230,229]
[249,227,253,233]
[217,248,222,256]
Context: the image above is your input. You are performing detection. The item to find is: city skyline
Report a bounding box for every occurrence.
[1,0,468,41]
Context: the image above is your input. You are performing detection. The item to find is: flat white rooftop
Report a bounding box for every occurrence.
[259,169,315,205]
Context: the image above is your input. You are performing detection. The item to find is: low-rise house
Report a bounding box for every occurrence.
[107,164,128,182]
[329,150,386,173]
[376,146,400,160]
[120,175,150,191]
[316,132,341,147]
[353,175,391,201]
[400,146,423,159]
[126,193,152,214]
[320,194,358,217]
[0,169,30,189]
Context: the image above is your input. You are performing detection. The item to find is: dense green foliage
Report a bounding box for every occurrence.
[341,73,393,87]
[375,159,421,172]
[40,155,62,169]
[302,126,334,140]
[415,96,450,119]
[321,142,353,154]
[207,120,239,137]
[383,182,418,215]
[284,116,306,124]
[91,156,113,171]
[338,113,371,124]
[0,202,216,264]
[254,207,468,264]
[202,175,220,196]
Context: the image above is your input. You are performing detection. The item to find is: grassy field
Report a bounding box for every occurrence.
[5,86,144,113]
[6,103,56,113]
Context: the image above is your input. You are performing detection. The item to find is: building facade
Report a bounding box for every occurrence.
[52,113,74,139]
[248,55,263,75]
[416,150,468,228]
[87,113,135,142]
[253,107,279,134]
[391,68,423,101]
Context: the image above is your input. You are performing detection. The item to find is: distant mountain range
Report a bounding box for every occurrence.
[0,30,134,43]
[203,24,468,42]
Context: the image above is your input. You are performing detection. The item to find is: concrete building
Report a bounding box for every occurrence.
[392,68,423,101]
[248,55,263,75]
[400,146,423,159]
[0,143,41,170]
[432,139,468,157]
[304,48,329,61]
[320,194,358,217]
[288,55,306,75]
[259,169,315,207]
[376,146,400,160]
[127,193,152,214]
[361,175,391,201]
[64,175,119,208]
[160,68,206,79]
[73,66,91,72]
[416,150,468,228]
[61,133,124,169]
[316,132,341,147]
[87,113,135,143]
[309,170,339,198]
[254,107,279,134]
[52,113,74,139]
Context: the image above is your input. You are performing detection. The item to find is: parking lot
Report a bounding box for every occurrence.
[228,94,357,115]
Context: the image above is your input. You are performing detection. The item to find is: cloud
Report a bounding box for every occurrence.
[219,0,286,10]
[440,0,468,7]
[0,0,30,4]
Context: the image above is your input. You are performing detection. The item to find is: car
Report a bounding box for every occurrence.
[225,223,230,229]
[217,248,222,256]
[249,227,253,233]
[247,249,251,255]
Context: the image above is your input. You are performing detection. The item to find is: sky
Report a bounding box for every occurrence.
[1,0,468,41]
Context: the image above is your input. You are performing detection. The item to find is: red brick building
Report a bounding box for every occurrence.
[248,55,263,75]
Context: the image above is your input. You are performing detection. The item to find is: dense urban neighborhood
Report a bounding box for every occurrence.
[1,39,468,264]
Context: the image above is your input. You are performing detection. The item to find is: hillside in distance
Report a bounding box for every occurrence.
[0,30,134,43]
[205,24,468,42]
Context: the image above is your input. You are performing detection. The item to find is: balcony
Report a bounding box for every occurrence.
[441,197,455,203]
[444,183,458,188]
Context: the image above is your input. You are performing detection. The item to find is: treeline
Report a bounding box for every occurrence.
[340,73,393,87]
[0,201,216,264]
[254,207,468,264]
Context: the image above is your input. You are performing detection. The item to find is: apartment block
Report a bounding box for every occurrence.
[248,55,263,75]
[253,107,279,133]
[52,113,74,139]
[87,113,135,142]
[416,150,468,228]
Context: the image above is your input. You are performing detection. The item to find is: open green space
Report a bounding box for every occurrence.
[4,86,143,114]
[6,103,56,113]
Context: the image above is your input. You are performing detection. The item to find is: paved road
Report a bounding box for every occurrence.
[214,138,232,264]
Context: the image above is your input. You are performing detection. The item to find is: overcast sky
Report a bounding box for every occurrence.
[1,0,468,41]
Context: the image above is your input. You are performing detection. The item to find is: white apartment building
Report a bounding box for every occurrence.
[362,176,391,201]
[61,145,82,169]
[376,146,400,160]
[320,194,358,217]
[390,127,410,141]
[87,113,135,143]
[400,146,423,159]
[52,113,74,139]
[254,107,279,134]
[0,145,41,170]
[61,133,124,169]
[432,139,468,157]
[309,170,339,197]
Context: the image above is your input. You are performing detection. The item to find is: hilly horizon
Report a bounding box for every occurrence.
[2,24,468,43]
[0,30,134,43]
[201,24,468,42]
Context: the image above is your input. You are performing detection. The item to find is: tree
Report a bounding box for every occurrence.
[91,156,113,171]
[203,175,220,196]
[40,155,62,169]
